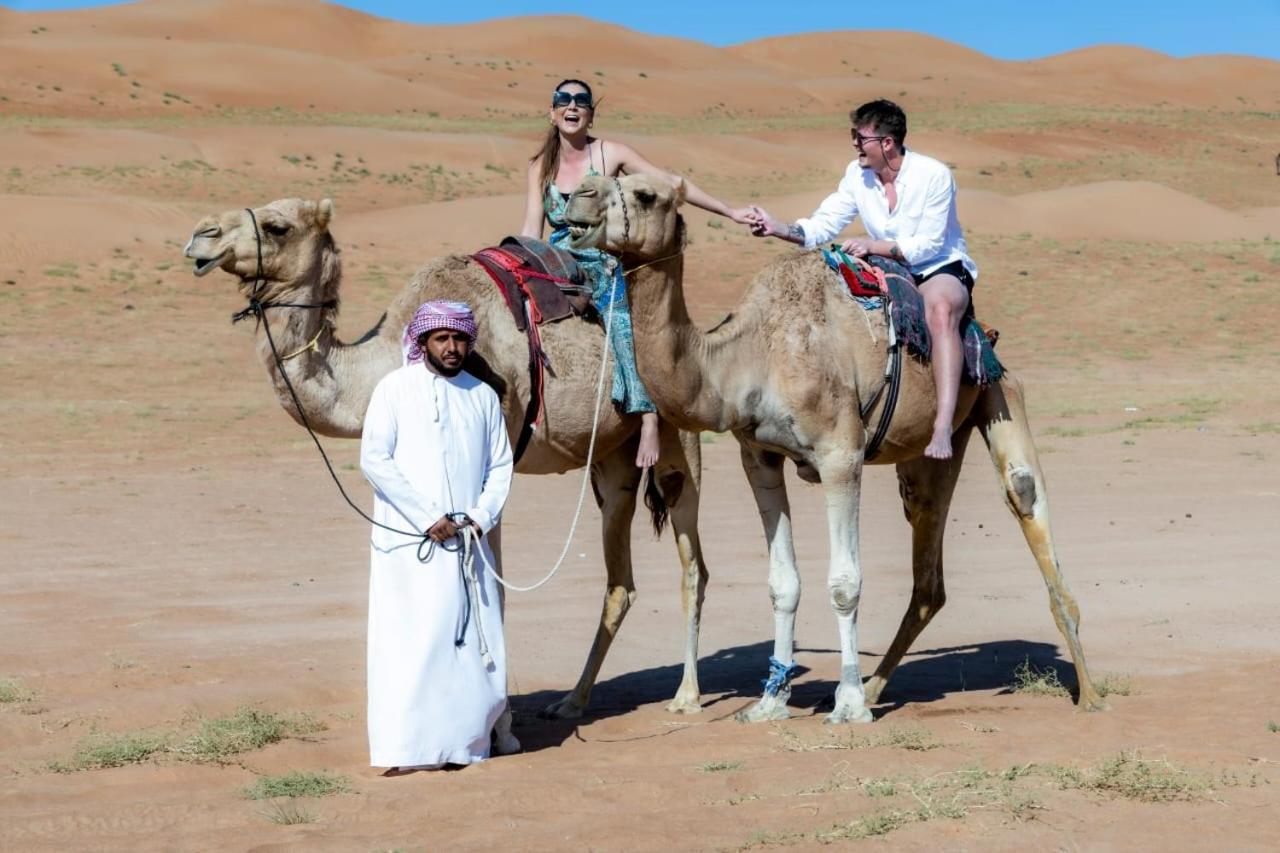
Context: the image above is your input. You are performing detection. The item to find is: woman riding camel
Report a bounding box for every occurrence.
[521,78,752,468]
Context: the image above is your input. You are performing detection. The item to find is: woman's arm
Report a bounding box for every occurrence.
[520,161,546,239]
[608,141,753,224]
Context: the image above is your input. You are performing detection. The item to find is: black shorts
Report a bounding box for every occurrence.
[917,260,975,292]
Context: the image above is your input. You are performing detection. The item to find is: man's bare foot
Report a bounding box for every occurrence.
[636,413,661,468]
[924,427,953,460]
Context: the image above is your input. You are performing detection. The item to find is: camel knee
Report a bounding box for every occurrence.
[769,573,800,614]
[1004,467,1038,519]
[828,576,861,616]
[602,585,635,630]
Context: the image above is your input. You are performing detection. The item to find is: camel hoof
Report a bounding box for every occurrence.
[823,704,874,725]
[735,697,791,723]
[540,696,586,720]
[666,696,704,715]
[1081,697,1111,713]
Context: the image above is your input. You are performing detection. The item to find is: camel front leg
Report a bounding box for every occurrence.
[542,445,641,719]
[975,375,1106,711]
[735,445,802,723]
[863,426,972,706]
[819,449,874,724]
[659,426,710,714]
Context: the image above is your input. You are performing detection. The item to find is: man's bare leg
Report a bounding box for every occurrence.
[636,412,661,468]
[920,274,969,460]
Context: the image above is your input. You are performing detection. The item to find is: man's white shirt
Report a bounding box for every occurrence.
[794,149,977,280]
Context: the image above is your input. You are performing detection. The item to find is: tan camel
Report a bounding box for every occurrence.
[564,174,1105,723]
[182,198,713,723]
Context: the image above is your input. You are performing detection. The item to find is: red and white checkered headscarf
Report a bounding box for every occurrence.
[403,300,478,364]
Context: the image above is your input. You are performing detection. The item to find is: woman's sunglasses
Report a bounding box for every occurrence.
[552,91,594,110]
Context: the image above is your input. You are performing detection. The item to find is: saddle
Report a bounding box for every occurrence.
[470,237,595,464]
[473,237,593,330]
[821,249,1005,461]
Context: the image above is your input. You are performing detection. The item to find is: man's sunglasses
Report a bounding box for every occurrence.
[552,91,594,110]
[851,130,889,147]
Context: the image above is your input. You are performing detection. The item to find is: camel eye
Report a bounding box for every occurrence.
[633,188,657,206]
[263,221,291,237]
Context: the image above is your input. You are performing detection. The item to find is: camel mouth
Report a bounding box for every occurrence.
[191,249,230,277]
[566,219,604,250]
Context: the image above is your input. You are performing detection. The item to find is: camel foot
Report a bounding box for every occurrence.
[823,703,874,725]
[862,677,886,706]
[1080,695,1110,713]
[666,693,704,715]
[540,694,586,720]
[735,694,791,723]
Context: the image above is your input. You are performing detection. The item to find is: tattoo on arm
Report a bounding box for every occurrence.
[787,223,805,242]
[889,243,905,262]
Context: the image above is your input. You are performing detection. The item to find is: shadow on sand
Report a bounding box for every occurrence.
[508,638,1076,753]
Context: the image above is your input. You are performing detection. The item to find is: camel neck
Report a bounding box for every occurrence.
[251,249,398,439]
[624,251,746,433]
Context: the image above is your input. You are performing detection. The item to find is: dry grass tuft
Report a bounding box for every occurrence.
[50,731,169,772]
[242,770,349,800]
[0,677,35,705]
[176,706,326,763]
[1010,657,1071,698]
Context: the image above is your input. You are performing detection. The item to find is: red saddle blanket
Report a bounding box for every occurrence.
[471,237,591,332]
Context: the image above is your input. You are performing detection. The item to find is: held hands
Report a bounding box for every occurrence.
[726,206,755,226]
[745,205,783,238]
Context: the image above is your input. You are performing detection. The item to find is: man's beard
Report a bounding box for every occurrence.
[426,350,464,377]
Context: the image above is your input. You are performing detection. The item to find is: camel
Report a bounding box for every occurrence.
[563,174,1105,723]
[182,198,713,722]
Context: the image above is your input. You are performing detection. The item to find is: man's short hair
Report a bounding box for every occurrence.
[851,99,907,148]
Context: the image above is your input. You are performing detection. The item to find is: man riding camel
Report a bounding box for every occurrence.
[746,98,977,460]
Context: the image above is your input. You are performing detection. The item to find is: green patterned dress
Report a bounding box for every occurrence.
[544,181,656,415]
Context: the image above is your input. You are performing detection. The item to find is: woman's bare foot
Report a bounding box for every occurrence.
[924,426,953,460]
[636,413,661,468]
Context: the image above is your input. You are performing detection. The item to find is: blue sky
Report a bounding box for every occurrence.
[6,0,1279,60]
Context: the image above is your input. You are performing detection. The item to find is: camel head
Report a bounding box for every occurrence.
[184,198,338,303]
[565,173,685,260]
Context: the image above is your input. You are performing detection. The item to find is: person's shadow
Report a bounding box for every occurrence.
[508,638,1076,753]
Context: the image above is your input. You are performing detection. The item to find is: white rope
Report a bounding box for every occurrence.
[472,269,620,593]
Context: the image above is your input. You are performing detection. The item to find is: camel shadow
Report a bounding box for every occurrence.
[508,638,1075,752]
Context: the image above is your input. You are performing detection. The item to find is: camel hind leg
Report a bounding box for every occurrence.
[863,424,974,706]
[974,374,1106,711]
[542,444,641,719]
[655,425,710,714]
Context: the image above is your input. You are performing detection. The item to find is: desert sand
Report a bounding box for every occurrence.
[2,1,1279,850]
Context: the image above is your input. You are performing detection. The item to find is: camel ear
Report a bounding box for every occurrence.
[674,178,687,205]
[317,198,334,230]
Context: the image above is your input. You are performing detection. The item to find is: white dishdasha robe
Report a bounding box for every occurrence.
[359,364,513,768]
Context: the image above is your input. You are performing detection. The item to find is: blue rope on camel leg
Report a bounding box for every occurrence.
[762,657,799,697]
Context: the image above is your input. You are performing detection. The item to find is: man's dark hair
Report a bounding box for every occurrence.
[851,99,907,148]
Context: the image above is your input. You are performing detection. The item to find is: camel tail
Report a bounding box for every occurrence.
[642,468,670,539]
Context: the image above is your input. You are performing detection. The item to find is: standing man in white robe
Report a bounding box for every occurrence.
[360,300,514,772]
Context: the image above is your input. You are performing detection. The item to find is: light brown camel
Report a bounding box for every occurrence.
[564,174,1105,723]
[182,198,712,723]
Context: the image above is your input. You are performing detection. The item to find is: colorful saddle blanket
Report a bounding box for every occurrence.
[472,237,593,332]
[822,249,1004,387]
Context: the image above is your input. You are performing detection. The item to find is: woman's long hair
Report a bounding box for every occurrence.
[531,79,594,191]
